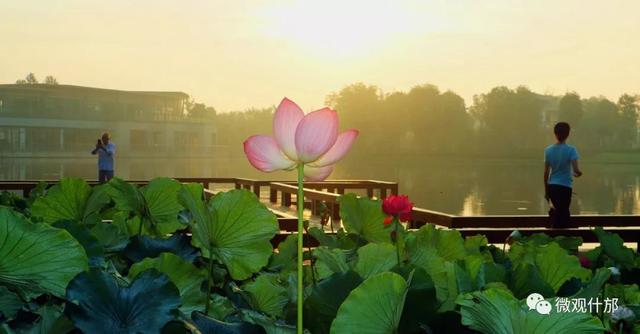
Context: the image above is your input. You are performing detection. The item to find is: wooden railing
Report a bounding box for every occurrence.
[3,178,639,247]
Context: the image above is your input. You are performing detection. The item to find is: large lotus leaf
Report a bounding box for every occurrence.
[593,227,636,269]
[108,178,185,236]
[208,293,236,321]
[396,267,439,334]
[0,208,88,297]
[304,271,363,334]
[458,288,604,334]
[239,309,297,334]
[244,274,289,318]
[571,268,611,300]
[337,194,390,243]
[313,247,350,281]
[53,219,105,267]
[0,286,22,319]
[354,243,397,279]
[405,228,463,311]
[268,234,297,271]
[179,186,279,280]
[534,243,591,292]
[508,262,555,299]
[90,221,130,252]
[191,312,263,334]
[123,234,199,263]
[411,224,466,261]
[66,268,180,334]
[31,178,109,224]
[22,304,74,334]
[330,272,409,334]
[128,252,207,315]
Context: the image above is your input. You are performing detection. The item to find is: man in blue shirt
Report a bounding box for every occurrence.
[91,132,116,183]
[544,122,582,227]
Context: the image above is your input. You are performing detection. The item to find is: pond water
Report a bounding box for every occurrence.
[2,156,638,215]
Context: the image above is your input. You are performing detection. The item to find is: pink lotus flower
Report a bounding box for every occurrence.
[244,98,358,181]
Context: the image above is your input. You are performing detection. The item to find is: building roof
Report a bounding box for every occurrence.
[0,84,189,99]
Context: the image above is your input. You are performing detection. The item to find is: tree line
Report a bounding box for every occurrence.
[217,83,639,158]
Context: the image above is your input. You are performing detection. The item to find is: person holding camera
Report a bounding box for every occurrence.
[91,132,116,183]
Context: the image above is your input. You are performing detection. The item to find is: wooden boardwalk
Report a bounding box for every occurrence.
[2,177,640,248]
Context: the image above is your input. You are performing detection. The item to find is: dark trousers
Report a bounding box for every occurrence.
[548,184,572,228]
[98,170,114,184]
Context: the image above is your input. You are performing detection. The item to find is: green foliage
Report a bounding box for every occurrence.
[458,288,604,334]
[179,186,279,280]
[0,286,22,320]
[354,243,397,279]
[244,274,289,318]
[338,194,390,243]
[66,269,181,334]
[304,271,363,334]
[128,252,207,315]
[331,272,409,334]
[108,177,185,236]
[0,207,88,298]
[593,226,636,270]
[31,177,109,225]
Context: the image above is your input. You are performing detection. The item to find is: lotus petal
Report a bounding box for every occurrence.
[304,165,334,181]
[273,98,304,160]
[294,108,338,163]
[310,129,359,167]
[244,135,295,172]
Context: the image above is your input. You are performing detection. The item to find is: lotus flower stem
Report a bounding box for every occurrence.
[297,163,304,333]
[394,219,401,264]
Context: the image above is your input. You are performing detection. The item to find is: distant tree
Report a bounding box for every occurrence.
[470,86,545,152]
[15,73,39,84]
[44,75,59,85]
[558,92,583,126]
[25,73,38,84]
[617,94,639,148]
[581,97,619,150]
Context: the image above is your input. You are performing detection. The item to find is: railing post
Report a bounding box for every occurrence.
[254,185,261,198]
[283,192,292,206]
[380,188,387,199]
[391,184,398,195]
[270,188,278,203]
[367,188,374,198]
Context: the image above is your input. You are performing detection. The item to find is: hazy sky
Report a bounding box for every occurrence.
[2,0,638,112]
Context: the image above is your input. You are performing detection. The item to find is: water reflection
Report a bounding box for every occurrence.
[1,157,638,215]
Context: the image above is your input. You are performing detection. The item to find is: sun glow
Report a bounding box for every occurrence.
[258,0,421,58]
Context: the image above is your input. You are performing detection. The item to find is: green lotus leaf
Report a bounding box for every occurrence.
[534,243,591,292]
[66,268,180,334]
[107,177,185,237]
[244,274,289,318]
[191,312,263,334]
[31,178,109,224]
[53,219,105,267]
[508,262,555,299]
[411,224,466,261]
[355,243,397,279]
[338,193,390,243]
[330,272,409,334]
[313,247,350,280]
[178,186,279,280]
[458,288,604,334]
[0,286,23,319]
[128,252,207,315]
[22,304,74,334]
[268,234,297,271]
[304,271,363,334]
[208,293,236,321]
[90,222,130,252]
[0,208,88,298]
[123,234,199,263]
[593,227,636,269]
[397,267,439,334]
[572,268,611,300]
[239,309,297,334]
